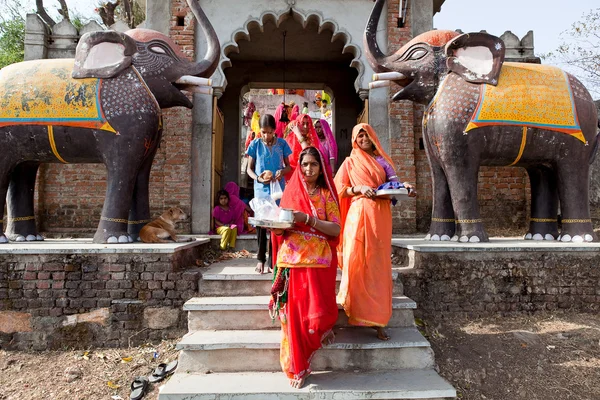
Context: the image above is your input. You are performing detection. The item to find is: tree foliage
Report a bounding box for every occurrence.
[545,8,600,97]
[96,1,145,29]
[0,15,24,68]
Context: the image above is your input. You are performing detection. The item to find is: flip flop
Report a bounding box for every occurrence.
[130,376,149,400]
[148,360,178,383]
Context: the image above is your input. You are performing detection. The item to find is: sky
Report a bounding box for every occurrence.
[434,0,597,64]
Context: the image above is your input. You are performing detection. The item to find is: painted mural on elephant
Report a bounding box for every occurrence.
[365,0,599,243]
[0,0,219,244]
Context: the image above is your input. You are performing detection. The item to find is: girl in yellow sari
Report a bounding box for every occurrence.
[334,123,416,340]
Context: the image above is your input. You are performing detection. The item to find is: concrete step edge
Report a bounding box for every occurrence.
[176,327,430,351]
[202,269,399,281]
[158,369,456,399]
[184,295,416,311]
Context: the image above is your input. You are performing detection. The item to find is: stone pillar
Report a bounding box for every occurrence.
[24,14,48,61]
[410,0,434,37]
[146,0,171,35]
[191,93,215,233]
[366,87,392,155]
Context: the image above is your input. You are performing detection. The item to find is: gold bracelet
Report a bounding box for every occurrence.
[311,217,318,228]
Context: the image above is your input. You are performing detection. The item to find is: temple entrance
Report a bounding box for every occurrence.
[216,11,364,193]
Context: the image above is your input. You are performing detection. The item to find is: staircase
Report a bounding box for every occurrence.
[159,258,456,399]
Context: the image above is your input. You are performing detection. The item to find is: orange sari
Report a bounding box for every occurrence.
[271,147,340,381]
[334,123,394,327]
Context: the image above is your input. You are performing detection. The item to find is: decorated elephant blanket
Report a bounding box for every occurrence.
[0,59,116,133]
[465,62,584,143]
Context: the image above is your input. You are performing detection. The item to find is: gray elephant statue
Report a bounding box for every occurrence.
[365,0,599,243]
[0,0,219,244]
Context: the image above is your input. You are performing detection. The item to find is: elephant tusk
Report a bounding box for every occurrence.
[373,72,406,81]
[176,75,212,86]
[184,86,213,95]
[369,80,392,89]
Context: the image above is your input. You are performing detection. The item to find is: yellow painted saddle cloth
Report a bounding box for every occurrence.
[465,62,584,143]
[0,59,116,133]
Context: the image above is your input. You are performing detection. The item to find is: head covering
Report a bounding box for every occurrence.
[275,146,341,255]
[274,103,289,138]
[243,102,255,127]
[317,119,337,164]
[223,181,247,233]
[334,123,397,231]
[289,104,300,122]
[284,114,324,180]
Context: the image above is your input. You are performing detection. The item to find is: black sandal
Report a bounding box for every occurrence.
[148,360,178,383]
[130,376,149,400]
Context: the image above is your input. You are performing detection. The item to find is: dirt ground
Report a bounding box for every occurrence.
[1,312,599,399]
[422,312,600,400]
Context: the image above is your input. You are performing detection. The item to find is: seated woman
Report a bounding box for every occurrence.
[334,123,416,341]
[224,181,255,234]
[212,189,239,250]
[270,146,341,389]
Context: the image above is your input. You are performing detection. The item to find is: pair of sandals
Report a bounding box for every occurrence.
[255,261,272,274]
[130,360,178,400]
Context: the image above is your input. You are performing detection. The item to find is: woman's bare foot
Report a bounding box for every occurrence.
[321,331,336,346]
[255,262,265,274]
[375,327,390,341]
[289,377,306,389]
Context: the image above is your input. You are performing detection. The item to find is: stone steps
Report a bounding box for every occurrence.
[185,295,416,330]
[158,369,456,400]
[176,327,434,373]
[198,258,402,296]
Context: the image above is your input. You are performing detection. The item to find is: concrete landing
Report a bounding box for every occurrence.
[393,237,600,252]
[0,237,209,254]
[159,369,456,400]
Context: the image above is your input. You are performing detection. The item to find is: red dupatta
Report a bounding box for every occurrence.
[284,114,324,181]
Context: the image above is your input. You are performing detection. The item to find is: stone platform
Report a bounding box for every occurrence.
[392,238,600,315]
[0,238,209,350]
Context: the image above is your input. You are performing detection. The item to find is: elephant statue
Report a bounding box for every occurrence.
[0,0,219,244]
[364,0,599,243]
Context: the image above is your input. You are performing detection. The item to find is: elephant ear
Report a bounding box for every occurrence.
[72,31,138,79]
[445,32,505,85]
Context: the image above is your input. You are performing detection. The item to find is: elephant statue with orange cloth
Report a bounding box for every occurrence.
[365,0,599,243]
[0,0,219,243]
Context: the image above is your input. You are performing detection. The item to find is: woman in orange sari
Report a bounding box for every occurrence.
[334,123,416,340]
[270,146,341,389]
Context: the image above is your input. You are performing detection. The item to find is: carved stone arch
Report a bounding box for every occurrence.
[216,8,365,92]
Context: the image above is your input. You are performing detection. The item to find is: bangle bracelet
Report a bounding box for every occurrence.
[352,186,357,195]
[305,213,310,224]
[311,217,318,228]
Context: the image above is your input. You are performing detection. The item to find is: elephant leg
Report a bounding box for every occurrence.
[426,155,455,241]
[525,166,559,241]
[93,164,139,244]
[556,161,596,242]
[444,160,489,243]
[127,149,157,242]
[6,162,44,242]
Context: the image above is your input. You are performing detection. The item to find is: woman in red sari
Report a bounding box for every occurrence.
[270,146,341,389]
[283,114,321,180]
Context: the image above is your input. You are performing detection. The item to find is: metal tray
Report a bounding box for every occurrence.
[248,217,294,229]
[376,188,409,198]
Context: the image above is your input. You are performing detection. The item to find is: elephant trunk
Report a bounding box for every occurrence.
[186,0,220,78]
[364,0,390,72]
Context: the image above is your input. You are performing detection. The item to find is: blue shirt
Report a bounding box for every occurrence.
[246,137,292,198]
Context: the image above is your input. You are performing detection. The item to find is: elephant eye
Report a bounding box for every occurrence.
[407,49,427,60]
[150,46,167,54]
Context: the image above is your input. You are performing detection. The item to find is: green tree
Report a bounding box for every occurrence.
[0,7,24,68]
[545,8,600,97]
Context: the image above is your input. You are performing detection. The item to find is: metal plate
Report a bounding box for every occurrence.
[248,217,294,229]
[376,188,409,198]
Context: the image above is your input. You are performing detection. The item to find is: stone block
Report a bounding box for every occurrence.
[0,311,32,333]
[143,307,179,329]
[62,308,109,327]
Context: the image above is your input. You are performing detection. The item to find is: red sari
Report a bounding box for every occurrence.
[284,114,322,181]
[270,147,340,381]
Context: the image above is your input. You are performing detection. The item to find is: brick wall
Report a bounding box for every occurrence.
[35,0,196,235]
[0,246,204,350]
[394,247,600,316]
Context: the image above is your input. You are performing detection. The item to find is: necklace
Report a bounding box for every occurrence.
[307,185,319,196]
